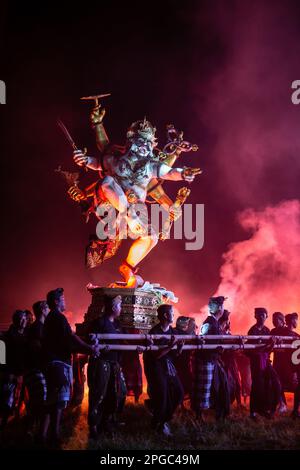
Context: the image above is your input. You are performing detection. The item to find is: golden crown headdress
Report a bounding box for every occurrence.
[126,117,157,144]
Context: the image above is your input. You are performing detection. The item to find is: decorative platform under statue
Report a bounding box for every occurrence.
[75,283,178,336]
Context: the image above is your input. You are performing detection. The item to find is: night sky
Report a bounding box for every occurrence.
[1,1,300,330]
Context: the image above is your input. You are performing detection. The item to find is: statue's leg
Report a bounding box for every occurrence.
[119,233,158,287]
[126,233,158,267]
[98,176,128,213]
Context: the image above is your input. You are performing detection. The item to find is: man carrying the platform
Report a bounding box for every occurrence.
[191,296,230,421]
[42,288,100,447]
[284,313,300,418]
[173,316,194,406]
[270,312,287,413]
[143,304,184,436]
[87,295,126,438]
[0,310,28,430]
[247,307,281,420]
[24,300,50,436]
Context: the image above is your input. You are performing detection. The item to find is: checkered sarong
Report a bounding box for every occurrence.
[0,375,23,410]
[24,370,47,412]
[45,360,73,407]
[191,358,215,411]
[2,379,17,409]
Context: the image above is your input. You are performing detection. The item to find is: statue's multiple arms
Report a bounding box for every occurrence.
[73,150,102,170]
[155,162,202,182]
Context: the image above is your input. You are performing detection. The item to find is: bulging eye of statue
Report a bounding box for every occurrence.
[136,138,148,147]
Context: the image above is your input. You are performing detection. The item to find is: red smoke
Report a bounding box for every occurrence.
[209,200,300,333]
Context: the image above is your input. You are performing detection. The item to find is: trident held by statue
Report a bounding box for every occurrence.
[80,93,111,107]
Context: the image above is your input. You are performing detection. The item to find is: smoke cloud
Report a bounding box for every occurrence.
[207,200,300,332]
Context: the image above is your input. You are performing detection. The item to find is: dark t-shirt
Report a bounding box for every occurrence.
[89,315,121,362]
[270,326,295,375]
[247,324,271,372]
[144,323,177,368]
[42,309,73,365]
[270,326,287,336]
[26,320,44,371]
[5,325,27,375]
[150,324,176,349]
[198,315,222,361]
[201,316,221,336]
[248,324,270,336]
[285,328,300,338]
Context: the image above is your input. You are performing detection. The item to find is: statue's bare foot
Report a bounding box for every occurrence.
[133,274,145,288]
[119,262,144,288]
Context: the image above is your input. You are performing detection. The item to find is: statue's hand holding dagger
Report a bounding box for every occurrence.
[57,93,111,170]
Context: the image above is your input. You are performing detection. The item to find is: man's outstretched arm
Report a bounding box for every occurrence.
[71,332,100,356]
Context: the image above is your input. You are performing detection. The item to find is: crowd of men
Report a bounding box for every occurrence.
[0,289,299,446]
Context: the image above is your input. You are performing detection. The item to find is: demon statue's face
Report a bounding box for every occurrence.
[130,136,153,157]
[126,118,157,158]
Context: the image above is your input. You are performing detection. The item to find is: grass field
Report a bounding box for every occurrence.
[2,394,300,450]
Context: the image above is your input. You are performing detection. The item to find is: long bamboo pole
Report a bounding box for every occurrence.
[91,343,299,351]
[90,333,297,341]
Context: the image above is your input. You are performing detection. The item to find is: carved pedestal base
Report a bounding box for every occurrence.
[76,286,161,335]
